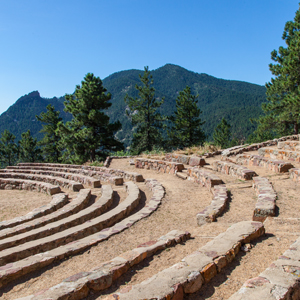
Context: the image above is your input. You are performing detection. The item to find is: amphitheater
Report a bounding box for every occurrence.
[1,136,300,299]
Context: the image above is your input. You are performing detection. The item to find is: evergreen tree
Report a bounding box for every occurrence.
[125,66,165,154]
[59,73,123,164]
[0,130,18,167]
[19,130,41,162]
[213,117,231,148]
[36,104,62,163]
[167,86,205,149]
[255,5,300,137]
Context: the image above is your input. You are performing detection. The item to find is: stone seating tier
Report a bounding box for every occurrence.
[0,178,61,195]
[252,177,277,222]
[16,230,190,300]
[0,173,83,191]
[0,188,91,241]
[17,163,144,182]
[212,161,257,180]
[0,179,164,288]
[0,183,138,266]
[3,168,100,187]
[135,158,184,173]
[102,221,265,300]
[258,147,300,162]
[0,192,67,231]
[164,153,206,166]
[277,140,300,151]
[235,154,294,173]
[196,185,229,225]
[228,236,300,300]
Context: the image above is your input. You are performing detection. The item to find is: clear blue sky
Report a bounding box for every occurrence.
[0,0,299,115]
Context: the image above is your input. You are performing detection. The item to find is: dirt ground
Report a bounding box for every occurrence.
[1,150,300,299]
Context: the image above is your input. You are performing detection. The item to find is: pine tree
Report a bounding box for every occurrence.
[255,5,300,137]
[167,86,205,149]
[36,104,62,163]
[125,66,165,154]
[213,117,231,148]
[59,73,123,164]
[19,130,41,162]
[0,130,18,167]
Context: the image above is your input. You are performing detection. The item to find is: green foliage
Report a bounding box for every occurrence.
[89,161,104,167]
[36,104,62,163]
[213,117,231,148]
[125,67,165,154]
[18,130,41,162]
[0,130,18,167]
[254,5,300,138]
[110,150,131,156]
[167,86,205,149]
[59,73,123,164]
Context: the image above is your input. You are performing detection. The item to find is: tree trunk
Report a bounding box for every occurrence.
[294,122,299,134]
[90,149,96,162]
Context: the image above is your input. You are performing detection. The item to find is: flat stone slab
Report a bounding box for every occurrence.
[277,140,300,151]
[252,177,276,222]
[16,230,191,300]
[212,161,257,180]
[258,147,300,162]
[228,236,300,300]
[197,184,229,225]
[0,189,91,241]
[236,154,294,173]
[102,221,265,300]
[0,192,67,231]
[0,179,164,288]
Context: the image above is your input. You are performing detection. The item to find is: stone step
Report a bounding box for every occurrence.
[15,230,191,300]
[0,179,165,289]
[258,147,300,162]
[101,221,265,299]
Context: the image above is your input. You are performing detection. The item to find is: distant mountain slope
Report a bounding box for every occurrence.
[0,64,266,145]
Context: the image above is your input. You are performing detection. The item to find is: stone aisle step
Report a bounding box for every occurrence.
[0,192,67,231]
[0,188,91,240]
[15,230,191,300]
[0,182,139,266]
[102,221,265,300]
[0,179,164,289]
[0,173,83,191]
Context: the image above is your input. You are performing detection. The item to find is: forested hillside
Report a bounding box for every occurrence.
[0,64,266,145]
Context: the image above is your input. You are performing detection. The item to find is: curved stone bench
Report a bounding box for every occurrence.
[197,184,229,225]
[252,177,277,222]
[164,153,206,167]
[0,173,83,191]
[102,221,265,300]
[0,179,164,288]
[16,230,190,300]
[236,154,294,173]
[228,236,300,300]
[135,158,184,174]
[278,140,300,151]
[2,168,100,188]
[187,167,223,192]
[0,188,91,240]
[212,161,257,180]
[0,192,67,231]
[258,147,300,162]
[17,163,144,182]
[0,182,139,266]
[0,178,61,195]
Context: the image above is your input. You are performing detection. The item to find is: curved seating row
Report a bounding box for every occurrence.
[2,168,100,187]
[0,173,83,191]
[212,161,257,180]
[102,221,265,300]
[164,153,206,166]
[236,153,294,173]
[135,158,185,174]
[0,192,67,231]
[0,188,91,240]
[277,140,300,151]
[16,230,190,300]
[0,178,61,195]
[0,179,164,289]
[258,147,300,162]
[252,177,277,222]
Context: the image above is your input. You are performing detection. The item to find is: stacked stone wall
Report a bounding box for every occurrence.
[135,158,184,174]
[164,153,206,166]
